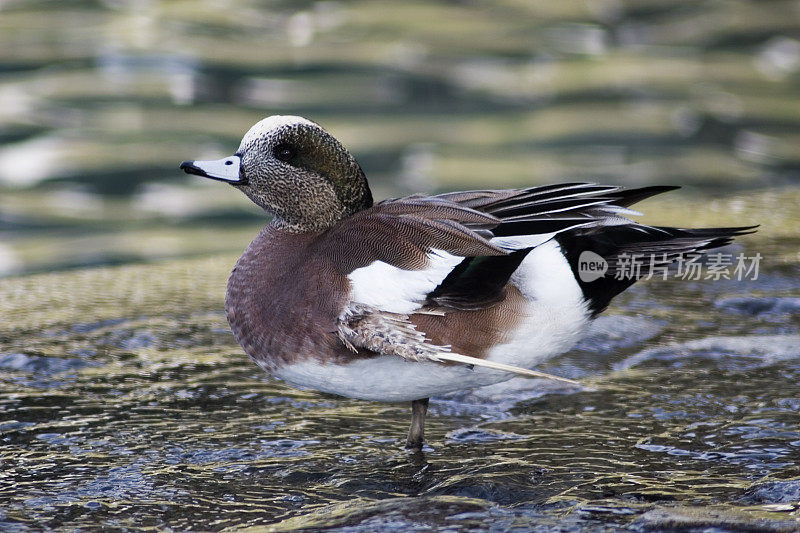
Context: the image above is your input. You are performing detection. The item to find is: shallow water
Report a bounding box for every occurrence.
[1,228,799,531]
[1,0,800,530]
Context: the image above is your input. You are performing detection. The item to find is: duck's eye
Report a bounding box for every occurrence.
[224,160,233,166]
[275,145,296,162]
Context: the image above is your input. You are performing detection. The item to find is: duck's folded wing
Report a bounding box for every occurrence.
[336,302,580,384]
[320,183,663,275]
[320,196,508,274]
[321,183,679,317]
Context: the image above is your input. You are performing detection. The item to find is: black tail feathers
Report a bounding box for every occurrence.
[556,224,757,316]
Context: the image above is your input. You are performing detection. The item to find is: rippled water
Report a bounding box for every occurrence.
[1,0,799,530]
[1,231,799,530]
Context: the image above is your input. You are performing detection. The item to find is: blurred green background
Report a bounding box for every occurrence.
[1,0,798,276]
[1,4,800,529]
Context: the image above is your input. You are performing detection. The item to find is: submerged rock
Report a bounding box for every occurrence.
[0,352,95,374]
[634,506,799,532]
[446,427,526,443]
[615,334,800,371]
[741,479,800,506]
[267,495,500,532]
[715,296,800,316]
[573,315,663,353]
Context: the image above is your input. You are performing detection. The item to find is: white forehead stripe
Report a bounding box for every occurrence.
[239,115,318,149]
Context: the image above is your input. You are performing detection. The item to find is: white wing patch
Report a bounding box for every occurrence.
[346,234,581,314]
[347,249,463,314]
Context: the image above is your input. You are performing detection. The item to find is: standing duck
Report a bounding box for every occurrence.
[180,115,753,450]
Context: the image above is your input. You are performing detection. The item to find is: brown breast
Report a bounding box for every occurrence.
[225,225,354,370]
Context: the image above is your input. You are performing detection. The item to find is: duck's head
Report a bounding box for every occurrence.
[180,115,373,232]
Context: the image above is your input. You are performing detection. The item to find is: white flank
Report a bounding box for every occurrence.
[482,239,590,369]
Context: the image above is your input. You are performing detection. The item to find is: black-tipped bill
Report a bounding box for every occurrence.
[180,156,245,184]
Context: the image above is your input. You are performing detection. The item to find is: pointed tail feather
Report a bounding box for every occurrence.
[609,185,681,208]
[433,352,582,386]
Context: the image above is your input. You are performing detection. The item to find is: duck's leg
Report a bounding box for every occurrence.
[405,398,430,450]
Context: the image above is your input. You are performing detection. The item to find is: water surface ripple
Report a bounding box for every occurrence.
[1,242,798,530]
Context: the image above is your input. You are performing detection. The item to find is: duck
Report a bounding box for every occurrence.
[180,115,753,450]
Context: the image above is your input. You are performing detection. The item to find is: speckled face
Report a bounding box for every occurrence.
[235,116,373,232]
[183,115,372,232]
